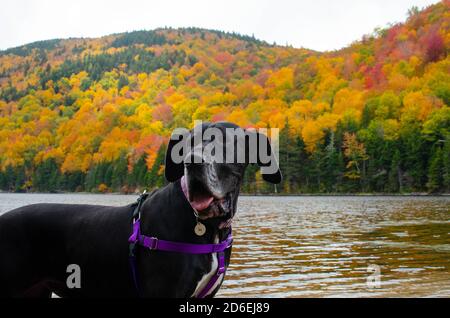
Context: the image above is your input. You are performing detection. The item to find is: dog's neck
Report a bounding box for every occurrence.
[140,181,231,244]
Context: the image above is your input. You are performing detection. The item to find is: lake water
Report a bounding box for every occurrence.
[0,193,449,298]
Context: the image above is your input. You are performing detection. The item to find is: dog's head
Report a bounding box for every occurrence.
[165,122,281,220]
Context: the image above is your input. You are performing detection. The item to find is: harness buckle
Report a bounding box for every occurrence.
[217,265,226,275]
[148,237,159,250]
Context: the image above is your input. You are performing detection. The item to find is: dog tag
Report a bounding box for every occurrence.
[194,222,206,236]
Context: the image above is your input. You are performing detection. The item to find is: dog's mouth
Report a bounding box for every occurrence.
[191,191,233,220]
[182,177,234,220]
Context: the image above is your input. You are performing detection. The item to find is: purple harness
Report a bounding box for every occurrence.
[128,188,233,298]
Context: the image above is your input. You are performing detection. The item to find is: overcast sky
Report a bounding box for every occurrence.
[0,0,441,52]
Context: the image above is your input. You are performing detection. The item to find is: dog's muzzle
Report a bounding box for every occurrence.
[180,176,233,221]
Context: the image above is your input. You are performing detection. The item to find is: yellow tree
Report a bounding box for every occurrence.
[342,132,369,180]
[332,88,365,121]
[265,67,294,99]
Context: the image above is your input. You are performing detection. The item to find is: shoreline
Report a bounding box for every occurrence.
[1,191,449,197]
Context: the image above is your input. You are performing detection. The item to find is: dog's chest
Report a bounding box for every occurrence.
[191,235,224,297]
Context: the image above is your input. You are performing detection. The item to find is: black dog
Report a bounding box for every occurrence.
[0,122,281,298]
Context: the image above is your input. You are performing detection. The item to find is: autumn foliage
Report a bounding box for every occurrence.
[0,2,449,193]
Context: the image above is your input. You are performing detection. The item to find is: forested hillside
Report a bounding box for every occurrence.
[0,1,449,193]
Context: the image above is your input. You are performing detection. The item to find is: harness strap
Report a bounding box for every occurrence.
[197,251,226,298]
[130,220,233,254]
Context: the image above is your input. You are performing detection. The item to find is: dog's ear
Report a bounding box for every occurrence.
[246,130,282,184]
[165,129,189,182]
